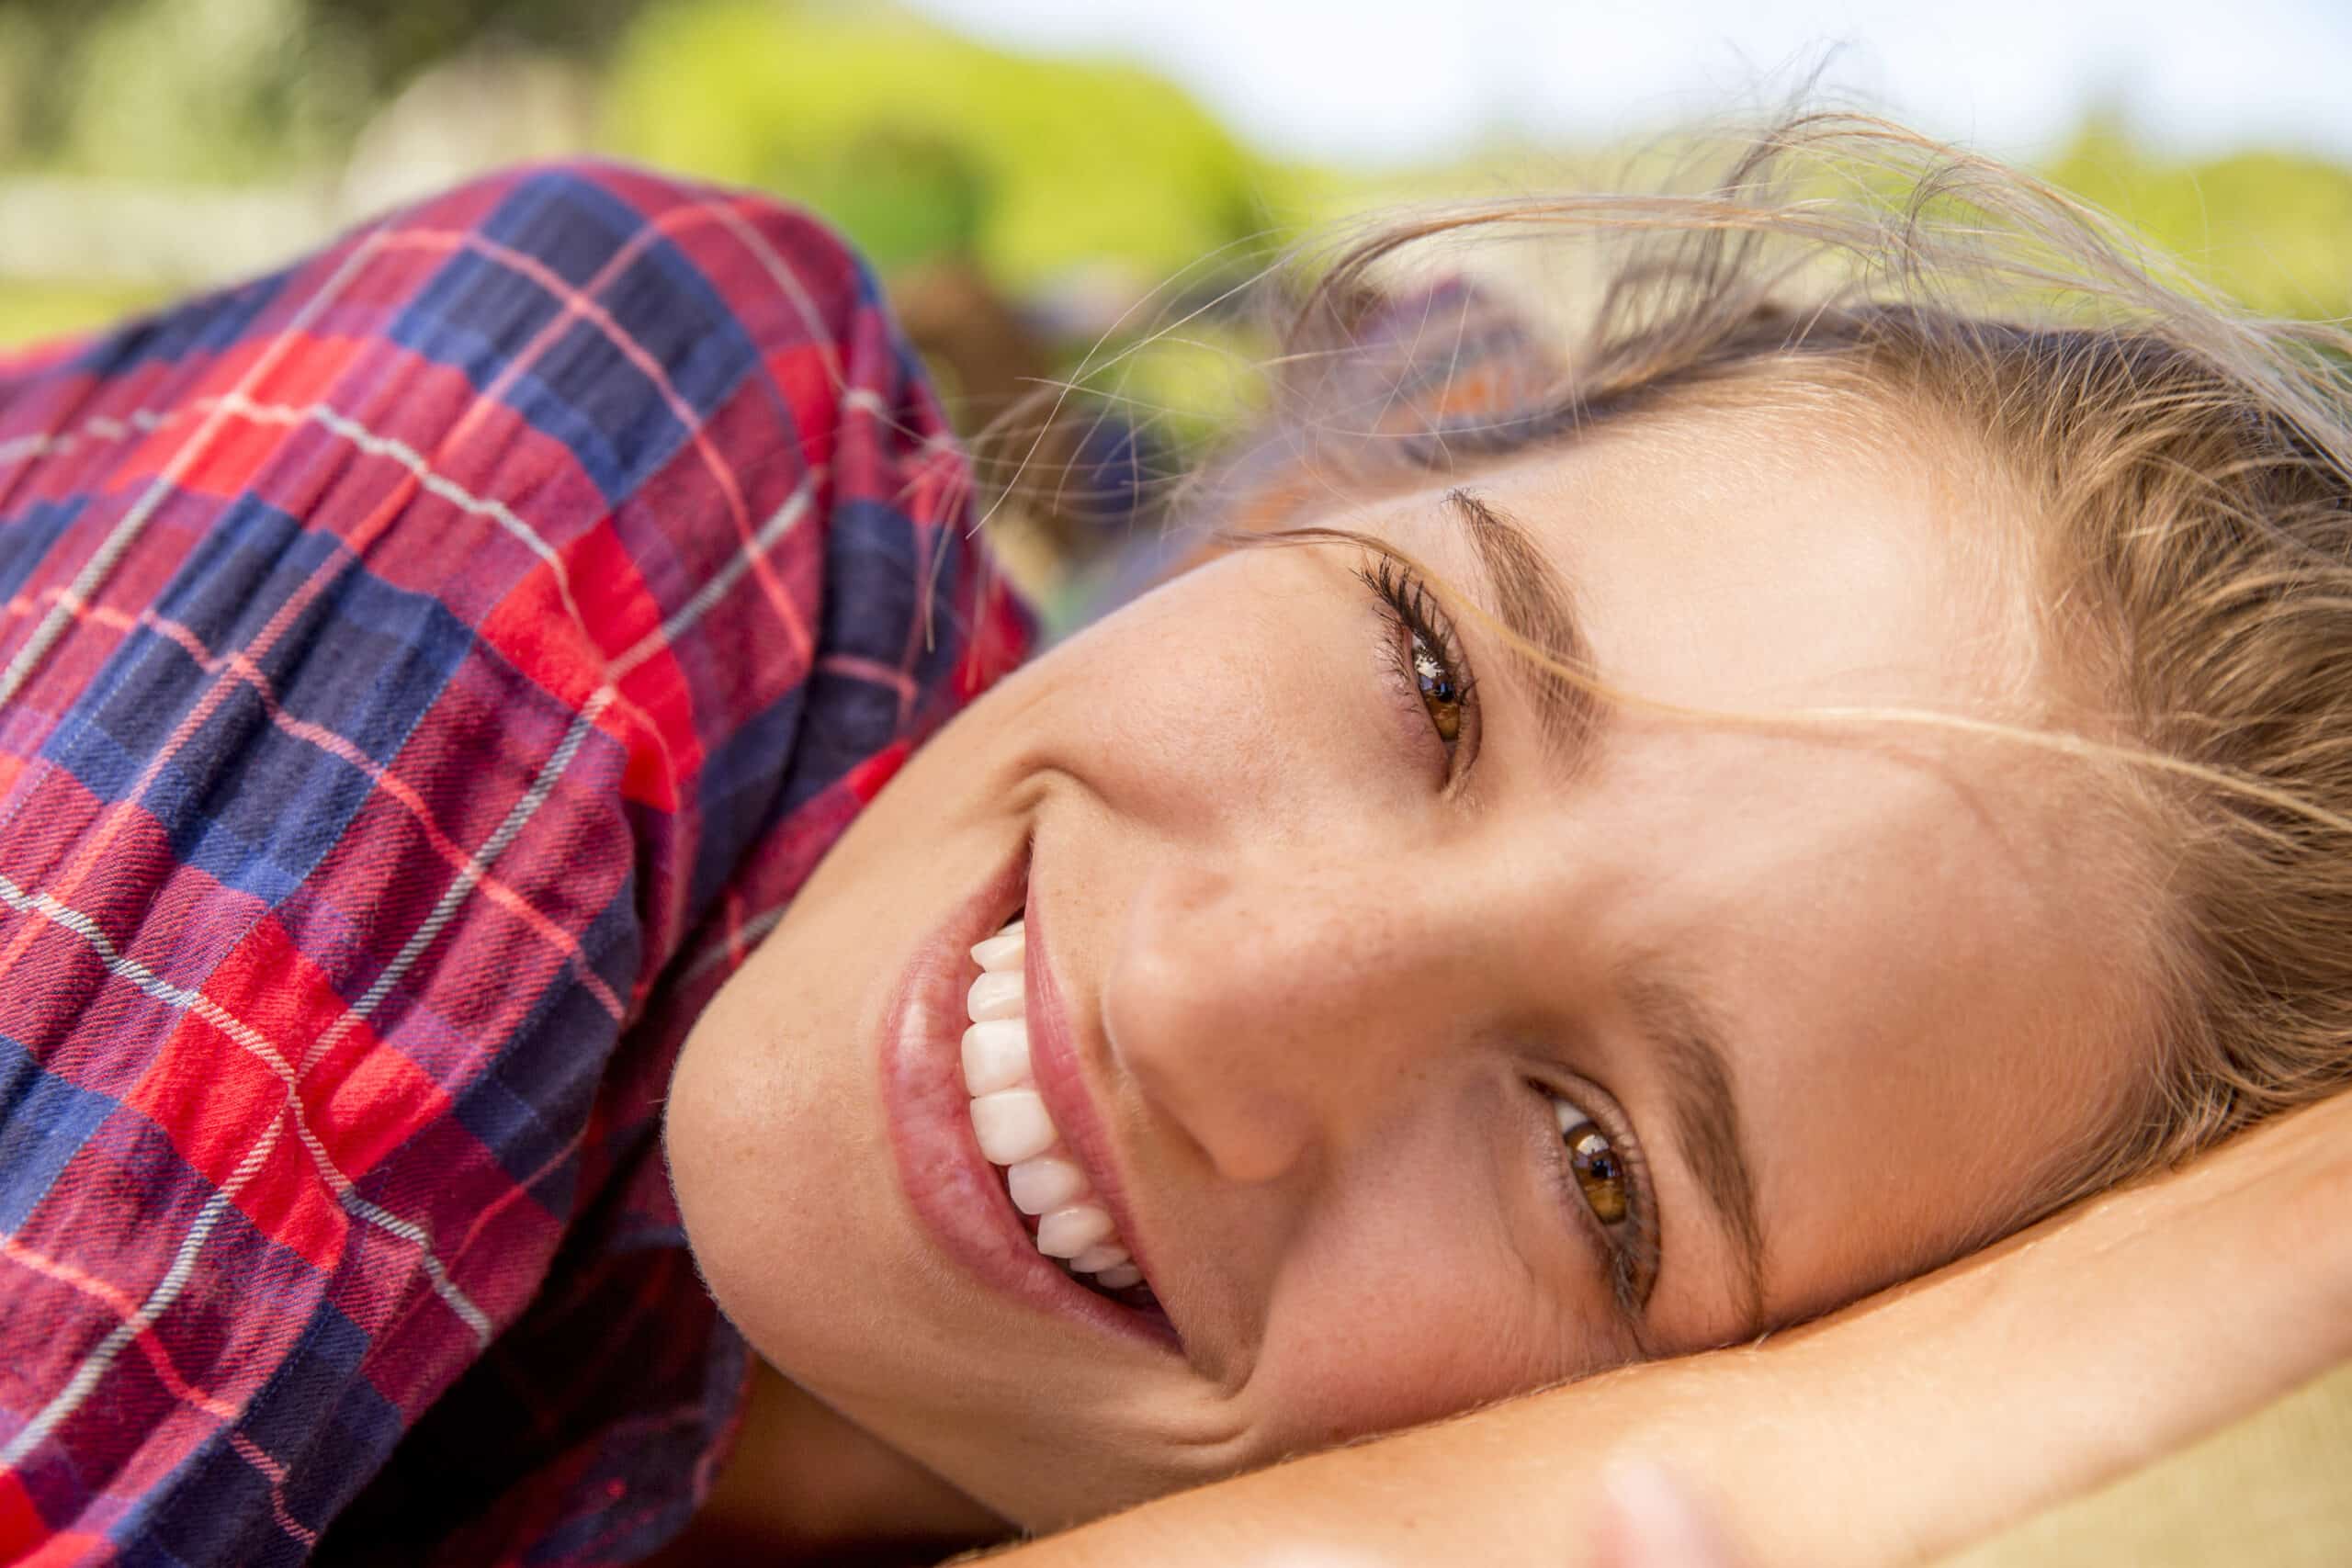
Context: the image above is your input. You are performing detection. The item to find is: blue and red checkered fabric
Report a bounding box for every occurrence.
[0,161,1033,1565]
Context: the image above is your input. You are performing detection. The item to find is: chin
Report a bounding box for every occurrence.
[665,886,1210,1525]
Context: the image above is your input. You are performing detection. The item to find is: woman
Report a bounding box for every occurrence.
[664,115,2352,1562]
[0,114,2346,1566]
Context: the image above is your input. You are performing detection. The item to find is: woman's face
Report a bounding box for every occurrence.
[665,397,2150,1527]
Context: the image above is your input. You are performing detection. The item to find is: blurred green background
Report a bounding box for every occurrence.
[8,0,2348,332]
[3,0,2347,608]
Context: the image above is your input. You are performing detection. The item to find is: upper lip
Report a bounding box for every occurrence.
[1022,887,1173,1335]
[884,837,1179,1352]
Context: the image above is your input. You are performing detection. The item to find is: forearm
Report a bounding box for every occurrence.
[991,1095,2352,1567]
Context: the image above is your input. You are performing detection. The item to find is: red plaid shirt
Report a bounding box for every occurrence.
[0,161,1032,1564]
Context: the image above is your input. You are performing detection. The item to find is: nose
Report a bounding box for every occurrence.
[1099,849,1486,1186]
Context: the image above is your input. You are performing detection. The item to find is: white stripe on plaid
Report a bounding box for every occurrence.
[390,215,817,665]
[0,868,494,1348]
[0,1225,320,1548]
[0,404,184,469]
[0,1115,288,1471]
[134,604,629,1022]
[704,197,847,389]
[5,485,634,1028]
[0,227,390,711]
[610,469,818,679]
[349,685,614,1029]
[0,391,578,623]
[213,392,589,635]
[0,215,695,988]
[0,389,660,1025]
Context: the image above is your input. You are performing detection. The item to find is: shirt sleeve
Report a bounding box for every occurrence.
[0,159,1032,1566]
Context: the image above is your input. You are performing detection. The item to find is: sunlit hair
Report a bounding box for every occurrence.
[1115,106,2352,1247]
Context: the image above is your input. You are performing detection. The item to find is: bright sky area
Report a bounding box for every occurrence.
[902,0,2352,167]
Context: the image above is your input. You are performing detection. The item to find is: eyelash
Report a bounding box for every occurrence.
[1355,555,1479,776]
[1536,1082,1657,1314]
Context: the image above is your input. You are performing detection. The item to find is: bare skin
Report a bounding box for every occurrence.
[662,394,2165,1544]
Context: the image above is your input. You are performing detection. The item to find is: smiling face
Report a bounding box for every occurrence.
[664,389,2156,1528]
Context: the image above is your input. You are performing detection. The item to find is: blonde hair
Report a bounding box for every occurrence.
[1158,108,2352,1232]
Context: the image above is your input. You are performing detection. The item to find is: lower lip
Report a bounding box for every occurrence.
[879,839,1178,1351]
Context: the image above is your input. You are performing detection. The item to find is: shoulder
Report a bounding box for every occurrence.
[379,157,888,370]
[350,156,950,540]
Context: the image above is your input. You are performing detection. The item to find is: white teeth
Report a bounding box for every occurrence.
[963,918,1150,1302]
[960,1019,1032,1096]
[970,921,1026,973]
[967,969,1024,1021]
[1006,1154,1088,1215]
[1036,1203,1115,1258]
[970,1089,1057,1165]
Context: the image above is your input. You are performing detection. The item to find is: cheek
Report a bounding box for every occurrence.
[1028,558,1393,830]
[1238,1148,1616,1448]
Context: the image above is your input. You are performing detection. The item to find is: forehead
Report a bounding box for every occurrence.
[1472,387,2032,718]
[1400,395,2149,1327]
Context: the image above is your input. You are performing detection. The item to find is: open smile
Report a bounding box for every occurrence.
[880,836,1181,1353]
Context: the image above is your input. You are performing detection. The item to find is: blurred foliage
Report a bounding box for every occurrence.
[0,276,163,347]
[600,1,1278,287]
[2,0,2347,614]
[0,0,647,172]
[51,0,363,180]
[0,0,2348,375]
[2046,111,2352,321]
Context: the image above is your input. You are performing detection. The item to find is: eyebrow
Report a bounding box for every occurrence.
[1620,964,1770,1331]
[1441,487,1605,772]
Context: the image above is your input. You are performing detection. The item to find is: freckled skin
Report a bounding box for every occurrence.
[664,398,2152,1531]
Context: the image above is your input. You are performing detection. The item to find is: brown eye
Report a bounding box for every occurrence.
[1411,635,1464,743]
[1553,1098,1633,1228]
[1358,557,1477,769]
[1570,1128,1630,1225]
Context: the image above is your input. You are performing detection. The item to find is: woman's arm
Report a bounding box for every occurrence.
[989,1091,2352,1566]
